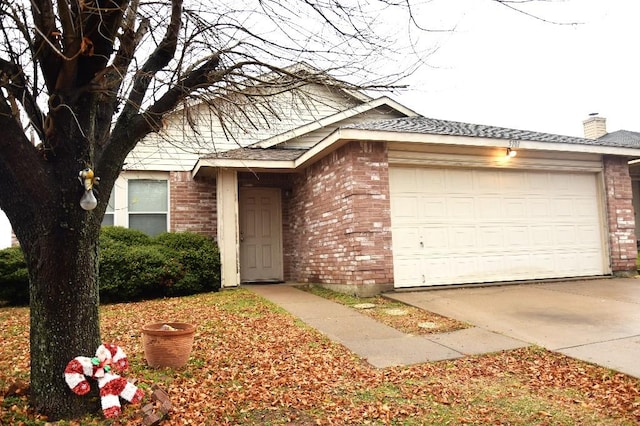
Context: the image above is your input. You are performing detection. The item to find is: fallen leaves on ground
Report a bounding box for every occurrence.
[0,290,638,425]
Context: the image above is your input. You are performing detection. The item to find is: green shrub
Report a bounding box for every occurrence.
[98,227,221,301]
[0,247,29,305]
[153,232,221,296]
[100,226,151,246]
[0,228,221,305]
[99,243,184,302]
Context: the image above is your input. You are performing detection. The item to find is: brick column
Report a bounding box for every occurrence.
[288,141,393,295]
[603,156,638,275]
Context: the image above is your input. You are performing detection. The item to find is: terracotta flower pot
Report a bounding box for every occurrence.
[142,322,196,368]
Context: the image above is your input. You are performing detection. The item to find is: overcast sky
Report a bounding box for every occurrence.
[1,0,637,248]
[395,0,639,137]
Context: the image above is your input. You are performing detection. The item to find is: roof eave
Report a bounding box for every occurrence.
[325,129,640,157]
[193,158,298,177]
[193,128,640,176]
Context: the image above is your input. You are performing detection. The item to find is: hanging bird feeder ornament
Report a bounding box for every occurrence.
[78,167,100,210]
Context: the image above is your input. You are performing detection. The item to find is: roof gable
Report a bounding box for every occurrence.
[128,78,372,170]
[253,96,417,149]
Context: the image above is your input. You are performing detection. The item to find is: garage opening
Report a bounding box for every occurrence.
[389,166,606,288]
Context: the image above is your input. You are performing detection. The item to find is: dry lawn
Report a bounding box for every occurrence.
[1,289,639,425]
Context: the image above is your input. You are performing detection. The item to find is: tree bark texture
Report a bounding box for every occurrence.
[0,64,116,416]
[25,220,102,418]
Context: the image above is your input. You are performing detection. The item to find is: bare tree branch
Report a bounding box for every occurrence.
[0,91,51,207]
[30,0,61,92]
[494,0,580,25]
[0,58,46,140]
[121,0,183,117]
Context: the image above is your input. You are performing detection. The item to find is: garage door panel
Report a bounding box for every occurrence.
[503,226,529,247]
[503,198,527,218]
[478,227,503,247]
[475,171,500,191]
[446,169,473,190]
[529,226,555,247]
[528,198,553,218]
[392,227,421,251]
[501,172,527,192]
[421,169,446,191]
[423,227,447,249]
[390,167,605,288]
[448,225,478,249]
[393,258,423,286]
[447,197,475,217]
[423,258,455,284]
[392,168,418,190]
[390,195,418,222]
[476,198,503,218]
[553,199,575,216]
[421,197,447,218]
[527,173,551,192]
[555,225,578,244]
[550,173,572,192]
[573,199,599,217]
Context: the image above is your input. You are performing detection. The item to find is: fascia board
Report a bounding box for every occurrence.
[298,129,640,158]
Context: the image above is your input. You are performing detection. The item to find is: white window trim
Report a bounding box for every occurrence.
[108,171,170,232]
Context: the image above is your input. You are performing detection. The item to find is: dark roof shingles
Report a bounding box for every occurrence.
[597,130,640,146]
[345,116,639,148]
[202,147,305,161]
[204,116,640,161]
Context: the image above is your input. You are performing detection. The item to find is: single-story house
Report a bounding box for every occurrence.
[103,67,640,295]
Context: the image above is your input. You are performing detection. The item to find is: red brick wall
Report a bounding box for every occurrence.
[603,156,638,273]
[167,152,637,287]
[169,171,217,238]
[287,141,393,286]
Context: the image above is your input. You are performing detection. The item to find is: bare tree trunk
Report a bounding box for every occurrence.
[7,117,106,418]
[23,215,102,419]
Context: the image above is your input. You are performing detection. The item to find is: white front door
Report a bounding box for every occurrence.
[239,188,283,283]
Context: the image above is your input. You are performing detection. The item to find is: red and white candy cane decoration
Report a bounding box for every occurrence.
[64,343,144,418]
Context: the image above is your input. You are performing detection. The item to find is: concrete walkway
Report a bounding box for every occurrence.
[387,278,640,378]
[246,284,527,368]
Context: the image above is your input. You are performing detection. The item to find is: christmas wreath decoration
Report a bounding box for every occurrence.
[64,343,144,418]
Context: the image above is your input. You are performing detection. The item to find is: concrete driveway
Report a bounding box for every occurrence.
[387,278,640,378]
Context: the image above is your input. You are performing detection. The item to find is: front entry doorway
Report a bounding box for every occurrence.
[239,187,284,283]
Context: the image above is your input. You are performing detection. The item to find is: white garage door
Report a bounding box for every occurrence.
[390,167,606,288]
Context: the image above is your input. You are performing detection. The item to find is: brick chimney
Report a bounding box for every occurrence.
[583,115,607,139]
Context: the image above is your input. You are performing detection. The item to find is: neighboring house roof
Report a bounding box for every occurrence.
[598,130,640,147]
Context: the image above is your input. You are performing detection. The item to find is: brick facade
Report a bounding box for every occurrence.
[286,141,393,294]
[603,156,638,274]
[169,171,217,238]
[166,150,638,291]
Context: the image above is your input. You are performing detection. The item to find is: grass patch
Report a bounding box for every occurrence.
[300,285,470,335]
